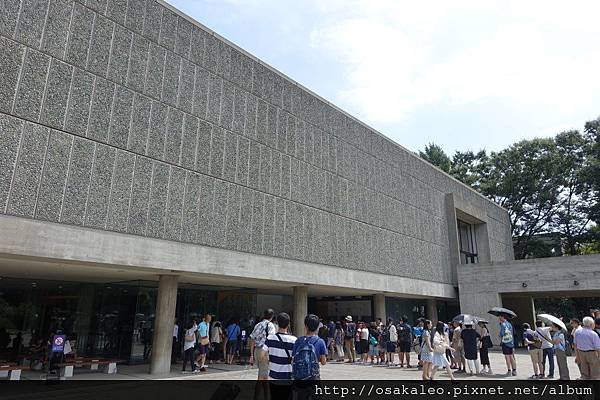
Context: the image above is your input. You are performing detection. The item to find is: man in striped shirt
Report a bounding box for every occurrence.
[265,312,297,398]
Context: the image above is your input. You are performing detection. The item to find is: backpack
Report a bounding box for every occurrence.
[292,336,320,381]
[382,327,390,342]
[398,324,411,343]
[345,323,355,339]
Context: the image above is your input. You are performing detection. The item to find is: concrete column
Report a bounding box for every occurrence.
[150,275,178,375]
[373,294,386,321]
[293,286,308,337]
[426,299,438,322]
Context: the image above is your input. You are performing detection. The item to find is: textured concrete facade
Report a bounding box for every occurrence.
[0,0,512,287]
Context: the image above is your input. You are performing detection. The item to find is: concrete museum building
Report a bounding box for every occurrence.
[0,0,516,373]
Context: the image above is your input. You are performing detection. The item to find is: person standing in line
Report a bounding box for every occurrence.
[265,312,297,400]
[172,318,179,364]
[225,319,241,365]
[570,318,584,378]
[333,322,345,361]
[249,309,276,381]
[460,319,480,375]
[181,321,198,373]
[385,318,397,367]
[291,314,327,380]
[478,321,493,374]
[368,322,379,364]
[209,320,224,363]
[451,321,464,373]
[397,316,413,368]
[430,321,456,382]
[499,314,517,376]
[195,314,212,372]
[420,320,433,380]
[551,323,570,380]
[413,319,424,369]
[574,317,600,380]
[535,320,554,379]
[326,320,335,360]
[343,316,356,363]
[522,322,543,379]
[359,322,370,363]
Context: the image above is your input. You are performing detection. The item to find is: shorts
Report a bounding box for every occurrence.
[501,344,514,355]
[254,347,269,378]
[198,344,209,355]
[369,344,378,356]
[386,342,397,353]
[529,348,542,364]
[399,341,412,353]
[226,340,238,352]
[359,339,369,354]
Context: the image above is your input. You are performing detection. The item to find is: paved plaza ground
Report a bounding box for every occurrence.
[15,349,581,381]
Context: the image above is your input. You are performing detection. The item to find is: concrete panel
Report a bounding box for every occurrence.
[65,68,94,137]
[106,150,135,233]
[232,87,246,134]
[35,131,72,222]
[14,0,48,48]
[60,137,94,226]
[164,108,184,165]
[235,135,249,186]
[0,115,23,212]
[181,114,199,170]
[247,141,259,189]
[206,73,222,124]
[195,120,211,174]
[196,174,215,246]
[127,93,151,154]
[189,25,206,66]
[87,76,115,143]
[222,130,237,182]
[106,0,127,25]
[108,24,133,86]
[181,171,201,243]
[146,101,168,159]
[127,33,149,93]
[224,183,240,250]
[127,155,152,236]
[13,49,50,121]
[85,143,115,229]
[250,190,265,255]
[65,3,94,69]
[177,58,195,114]
[40,0,73,59]
[211,178,228,246]
[107,85,134,149]
[192,67,209,119]
[220,80,234,131]
[142,0,161,42]
[87,14,114,78]
[0,0,21,38]
[146,162,169,239]
[161,51,181,106]
[0,38,24,113]
[124,0,146,34]
[145,43,166,100]
[174,15,192,57]
[40,59,73,129]
[164,167,185,241]
[6,122,48,217]
[159,7,177,51]
[209,126,224,178]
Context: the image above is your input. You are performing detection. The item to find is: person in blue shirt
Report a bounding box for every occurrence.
[498,314,517,376]
[551,323,570,380]
[195,314,211,371]
[225,318,241,364]
[292,314,327,381]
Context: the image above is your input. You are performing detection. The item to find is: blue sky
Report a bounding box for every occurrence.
[166,0,600,155]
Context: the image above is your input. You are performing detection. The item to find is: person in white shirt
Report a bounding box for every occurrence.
[535,320,555,379]
[172,318,179,364]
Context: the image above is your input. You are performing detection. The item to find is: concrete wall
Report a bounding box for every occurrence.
[0,0,512,286]
[458,254,600,341]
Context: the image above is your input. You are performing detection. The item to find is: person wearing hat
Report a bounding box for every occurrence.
[343,316,356,363]
[460,318,481,375]
[551,322,570,380]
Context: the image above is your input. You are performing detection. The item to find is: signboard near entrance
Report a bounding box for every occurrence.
[51,335,66,353]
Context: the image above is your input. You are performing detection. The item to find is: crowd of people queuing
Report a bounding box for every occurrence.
[173,308,600,387]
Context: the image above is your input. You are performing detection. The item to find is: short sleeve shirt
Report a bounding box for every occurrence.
[198,321,209,338]
[227,324,240,341]
[552,331,565,351]
[292,335,327,359]
[500,321,514,348]
[250,320,276,348]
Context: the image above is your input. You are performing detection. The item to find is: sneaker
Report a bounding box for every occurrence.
[512,370,517,376]
[506,371,512,377]
[181,371,188,374]
[200,367,207,372]
[193,369,200,374]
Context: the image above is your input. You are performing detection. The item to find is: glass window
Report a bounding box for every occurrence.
[457,220,478,264]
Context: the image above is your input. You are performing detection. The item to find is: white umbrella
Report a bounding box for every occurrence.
[537,314,567,331]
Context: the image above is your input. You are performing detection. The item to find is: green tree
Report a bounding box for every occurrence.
[419,143,451,173]
[478,138,563,259]
[450,150,489,190]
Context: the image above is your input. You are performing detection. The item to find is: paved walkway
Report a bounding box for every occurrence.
[18,349,581,381]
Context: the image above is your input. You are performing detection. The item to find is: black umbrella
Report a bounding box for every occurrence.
[488,307,517,318]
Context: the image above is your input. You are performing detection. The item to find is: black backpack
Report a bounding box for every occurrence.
[345,323,355,338]
[398,324,412,343]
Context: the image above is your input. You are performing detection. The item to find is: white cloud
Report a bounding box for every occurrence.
[309,1,600,125]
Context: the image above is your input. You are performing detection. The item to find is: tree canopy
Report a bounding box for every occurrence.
[419,117,600,258]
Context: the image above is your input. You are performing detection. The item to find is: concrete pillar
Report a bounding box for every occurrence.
[426,299,438,322]
[150,275,178,375]
[373,294,386,321]
[293,286,308,337]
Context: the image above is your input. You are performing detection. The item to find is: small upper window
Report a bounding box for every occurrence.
[457,220,478,264]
